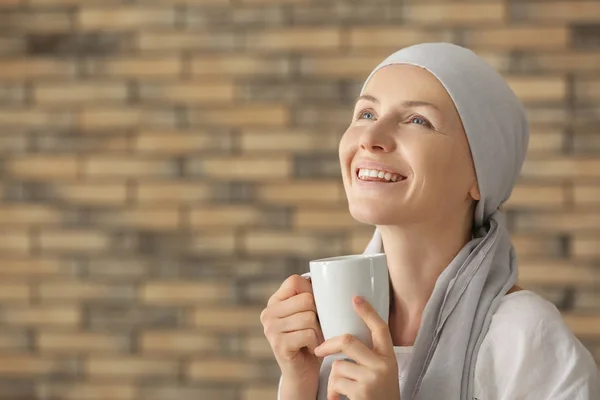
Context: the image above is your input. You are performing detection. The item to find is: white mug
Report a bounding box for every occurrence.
[302,253,390,350]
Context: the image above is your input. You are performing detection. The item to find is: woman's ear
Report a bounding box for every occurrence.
[469,181,481,201]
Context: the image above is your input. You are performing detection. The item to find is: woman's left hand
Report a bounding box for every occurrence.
[314,296,401,400]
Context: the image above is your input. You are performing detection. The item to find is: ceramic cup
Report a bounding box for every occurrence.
[302,253,390,350]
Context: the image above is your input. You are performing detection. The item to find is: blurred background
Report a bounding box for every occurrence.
[0,0,598,399]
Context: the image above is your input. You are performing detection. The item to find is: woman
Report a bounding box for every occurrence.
[260,43,600,399]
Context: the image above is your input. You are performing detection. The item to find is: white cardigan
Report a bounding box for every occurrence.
[278,290,600,399]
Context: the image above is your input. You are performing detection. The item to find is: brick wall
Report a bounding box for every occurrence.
[0,0,599,398]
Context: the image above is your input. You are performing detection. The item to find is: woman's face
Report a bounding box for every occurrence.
[339,64,480,226]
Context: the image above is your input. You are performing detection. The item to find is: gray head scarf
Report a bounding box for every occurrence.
[362,43,529,399]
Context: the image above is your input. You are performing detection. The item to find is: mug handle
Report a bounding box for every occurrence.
[301,272,311,281]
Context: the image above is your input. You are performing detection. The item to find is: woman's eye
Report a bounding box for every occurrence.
[358,111,376,120]
[410,116,431,127]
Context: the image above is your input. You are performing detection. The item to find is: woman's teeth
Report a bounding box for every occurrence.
[357,168,401,182]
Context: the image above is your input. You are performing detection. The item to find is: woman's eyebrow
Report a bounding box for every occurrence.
[355,95,441,112]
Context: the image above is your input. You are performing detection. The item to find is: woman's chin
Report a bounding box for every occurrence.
[348,205,403,226]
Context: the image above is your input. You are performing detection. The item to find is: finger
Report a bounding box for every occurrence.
[277,310,321,337]
[327,374,359,400]
[275,329,319,359]
[330,358,365,382]
[353,296,394,353]
[267,275,313,306]
[314,334,379,367]
[269,292,316,318]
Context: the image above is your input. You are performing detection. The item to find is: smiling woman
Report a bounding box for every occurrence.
[261,42,600,400]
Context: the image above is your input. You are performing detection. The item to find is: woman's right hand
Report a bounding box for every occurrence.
[260,274,324,391]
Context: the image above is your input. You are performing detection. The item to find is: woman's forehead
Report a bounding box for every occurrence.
[361,64,455,110]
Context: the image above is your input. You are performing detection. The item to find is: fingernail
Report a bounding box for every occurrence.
[354,296,365,305]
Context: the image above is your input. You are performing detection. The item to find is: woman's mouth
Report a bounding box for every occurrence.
[356,168,406,183]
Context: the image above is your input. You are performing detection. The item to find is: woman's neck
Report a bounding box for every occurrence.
[380,211,473,347]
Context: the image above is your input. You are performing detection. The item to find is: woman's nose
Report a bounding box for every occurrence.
[359,123,396,153]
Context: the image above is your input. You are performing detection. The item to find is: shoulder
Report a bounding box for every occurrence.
[475,290,600,399]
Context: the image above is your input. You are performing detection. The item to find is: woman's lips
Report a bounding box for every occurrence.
[356,166,407,183]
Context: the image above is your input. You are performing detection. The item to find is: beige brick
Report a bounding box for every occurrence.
[189,105,289,127]
[0,109,72,128]
[243,231,344,256]
[191,307,262,330]
[192,55,290,77]
[525,106,568,125]
[190,232,236,255]
[349,28,452,49]
[510,233,565,258]
[562,314,600,338]
[240,130,340,152]
[506,76,567,102]
[258,181,344,205]
[0,258,62,277]
[241,0,305,3]
[246,28,341,51]
[39,229,110,253]
[6,155,79,180]
[515,212,600,234]
[294,209,359,230]
[0,59,75,80]
[517,260,600,286]
[83,157,173,178]
[0,306,80,326]
[136,181,211,204]
[0,230,30,253]
[0,10,71,33]
[505,184,566,209]
[243,335,274,358]
[139,81,235,103]
[575,291,600,311]
[465,27,568,49]
[198,156,290,181]
[101,208,181,231]
[522,158,600,179]
[39,280,134,301]
[138,31,237,52]
[0,283,30,302]
[142,281,230,304]
[350,230,375,254]
[55,183,128,206]
[574,185,600,206]
[0,355,69,375]
[141,331,219,354]
[575,78,600,103]
[246,280,281,303]
[35,383,136,400]
[77,6,175,30]
[103,57,181,78]
[299,54,389,78]
[0,135,28,154]
[188,359,257,382]
[243,387,279,400]
[0,331,28,350]
[573,237,600,258]
[190,206,264,228]
[38,332,129,353]
[87,357,178,379]
[0,204,62,225]
[512,1,600,22]
[79,108,170,130]
[528,52,600,73]
[135,131,232,154]
[404,3,505,24]
[35,82,128,104]
[528,127,564,153]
